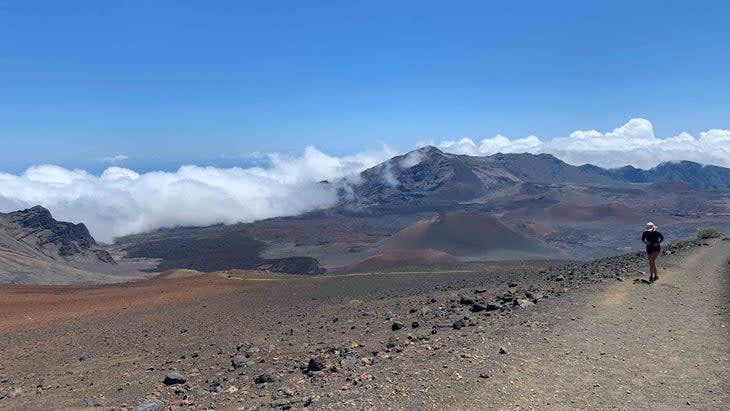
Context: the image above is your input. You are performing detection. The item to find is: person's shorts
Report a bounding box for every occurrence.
[646,246,660,254]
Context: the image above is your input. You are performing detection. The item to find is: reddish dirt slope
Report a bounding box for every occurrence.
[0,274,236,334]
[378,212,551,257]
[347,248,458,272]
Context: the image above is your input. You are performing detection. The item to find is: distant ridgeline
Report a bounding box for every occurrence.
[334,147,730,211]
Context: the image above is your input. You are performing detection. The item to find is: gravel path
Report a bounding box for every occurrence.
[437,239,730,410]
[0,241,727,410]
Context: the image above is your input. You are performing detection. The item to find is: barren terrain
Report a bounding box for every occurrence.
[1,239,727,410]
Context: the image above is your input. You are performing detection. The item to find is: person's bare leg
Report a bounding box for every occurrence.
[647,254,654,281]
[649,252,659,281]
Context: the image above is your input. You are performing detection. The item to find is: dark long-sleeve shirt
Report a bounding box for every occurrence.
[641,230,664,253]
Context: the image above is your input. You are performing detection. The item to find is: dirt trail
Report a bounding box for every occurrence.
[483,240,730,410]
[0,241,726,410]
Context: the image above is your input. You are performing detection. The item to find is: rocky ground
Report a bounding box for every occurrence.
[0,239,727,410]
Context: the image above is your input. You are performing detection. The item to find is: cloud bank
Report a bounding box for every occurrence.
[0,146,397,242]
[0,118,728,241]
[437,118,730,169]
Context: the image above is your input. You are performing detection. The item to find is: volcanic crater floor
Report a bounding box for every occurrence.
[0,240,728,410]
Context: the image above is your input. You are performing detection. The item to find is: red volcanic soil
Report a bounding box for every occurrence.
[347,248,458,272]
[0,240,716,410]
[0,274,236,334]
[379,212,551,257]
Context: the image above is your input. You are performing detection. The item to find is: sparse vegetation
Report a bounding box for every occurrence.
[697,227,722,239]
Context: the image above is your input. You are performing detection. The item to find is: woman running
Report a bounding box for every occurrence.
[641,222,664,282]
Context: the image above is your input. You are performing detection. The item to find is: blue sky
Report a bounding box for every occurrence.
[1,0,729,173]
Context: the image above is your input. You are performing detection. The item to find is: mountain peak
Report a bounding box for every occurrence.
[400,145,449,163]
[0,206,114,262]
[417,145,445,154]
[9,205,55,229]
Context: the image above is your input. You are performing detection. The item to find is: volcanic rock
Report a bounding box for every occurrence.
[232,355,247,369]
[254,370,277,384]
[132,399,165,411]
[163,372,186,385]
[306,357,327,373]
[459,295,476,305]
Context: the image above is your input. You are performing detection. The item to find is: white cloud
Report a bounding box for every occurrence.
[103,154,129,163]
[0,145,396,242]
[436,118,730,169]
[399,148,427,168]
[1,119,728,242]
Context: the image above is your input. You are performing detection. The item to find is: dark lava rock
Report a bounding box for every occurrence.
[272,396,313,408]
[79,353,91,362]
[84,399,102,407]
[470,303,487,312]
[340,356,358,370]
[391,321,404,331]
[554,275,566,282]
[499,347,508,355]
[485,303,501,311]
[386,337,398,349]
[508,281,518,288]
[163,372,186,386]
[37,379,53,390]
[500,292,515,302]
[255,370,278,384]
[306,357,327,372]
[133,399,165,411]
[232,355,247,369]
[452,319,467,330]
[236,341,252,352]
[474,288,488,294]
[411,321,420,328]
[479,372,490,379]
[325,344,346,355]
[525,291,543,302]
[209,383,224,393]
[459,295,475,305]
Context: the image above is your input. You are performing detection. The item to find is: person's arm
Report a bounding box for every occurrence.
[641,232,648,244]
[658,232,664,244]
